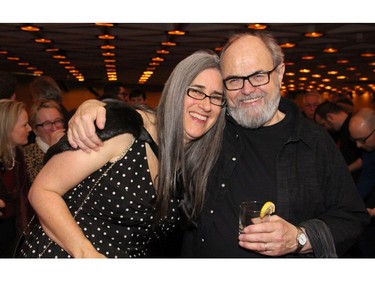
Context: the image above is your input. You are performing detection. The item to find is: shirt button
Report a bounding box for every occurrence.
[210,210,214,214]
[201,238,205,243]
[221,183,226,188]
[232,157,236,161]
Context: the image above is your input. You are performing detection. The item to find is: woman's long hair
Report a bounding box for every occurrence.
[156,50,226,224]
[0,100,26,169]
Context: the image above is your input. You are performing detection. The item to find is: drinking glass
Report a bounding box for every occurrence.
[239,200,267,233]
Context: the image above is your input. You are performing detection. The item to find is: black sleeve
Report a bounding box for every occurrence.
[44,101,144,163]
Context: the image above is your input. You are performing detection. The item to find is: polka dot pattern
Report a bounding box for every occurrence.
[20,139,180,258]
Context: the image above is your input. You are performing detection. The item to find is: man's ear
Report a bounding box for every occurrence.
[326,113,335,122]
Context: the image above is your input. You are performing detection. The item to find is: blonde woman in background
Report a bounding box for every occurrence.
[0,100,33,257]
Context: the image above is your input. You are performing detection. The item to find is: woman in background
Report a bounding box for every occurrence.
[0,100,32,257]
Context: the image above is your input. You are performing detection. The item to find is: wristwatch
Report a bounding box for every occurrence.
[294,226,307,254]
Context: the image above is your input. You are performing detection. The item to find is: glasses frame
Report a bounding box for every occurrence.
[35,118,65,130]
[350,128,375,144]
[186,87,227,107]
[223,64,279,91]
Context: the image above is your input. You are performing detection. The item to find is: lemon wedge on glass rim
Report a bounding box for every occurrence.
[260,201,276,218]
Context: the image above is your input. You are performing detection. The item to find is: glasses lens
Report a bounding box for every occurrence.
[54,119,65,128]
[224,78,243,90]
[210,96,225,106]
[42,121,53,130]
[187,88,205,100]
[250,73,269,87]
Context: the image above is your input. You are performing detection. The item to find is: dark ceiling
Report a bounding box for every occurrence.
[0,23,374,95]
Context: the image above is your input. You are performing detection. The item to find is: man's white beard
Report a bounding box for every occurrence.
[228,92,280,129]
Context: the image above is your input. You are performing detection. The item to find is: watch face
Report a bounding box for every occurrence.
[298,233,307,245]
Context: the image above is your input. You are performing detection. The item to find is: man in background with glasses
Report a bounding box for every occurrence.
[347,107,375,257]
[181,31,369,258]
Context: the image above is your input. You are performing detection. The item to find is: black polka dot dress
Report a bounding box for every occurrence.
[19,139,180,258]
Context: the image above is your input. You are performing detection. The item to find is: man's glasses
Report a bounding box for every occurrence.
[186,87,227,107]
[350,128,375,144]
[35,118,65,130]
[223,65,279,91]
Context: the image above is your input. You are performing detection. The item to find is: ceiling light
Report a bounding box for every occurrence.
[168,30,185,35]
[35,38,51,43]
[361,52,374,57]
[95,23,114,27]
[323,47,338,53]
[53,55,66,59]
[280,42,295,48]
[45,48,59,52]
[337,59,349,64]
[328,70,338,75]
[305,31,323,37]
[101,45,115,50]
[156,50,170,54]
[152,57,164,62]
[302,55,314,60]
[98,34,115,40]
[20,25,40,32]
[161,42,176,46]
[7,56,20,61]
[102,52,115,57]
[247,24,267,30]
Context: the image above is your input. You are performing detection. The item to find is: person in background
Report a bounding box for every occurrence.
[335,97,354,114]
[349,108,375,211]
[301,90,322,120]
[314,101,362,183]
[0,71,17,100]
[0,198,5,216]
[19,50,227,258]
[100,81,129,104]
[65,32,370,258]
[347,107,375,257]
[0,100,33,257]
[23,99,66,184]
[129,88,147,106]
[29,76,71,144]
